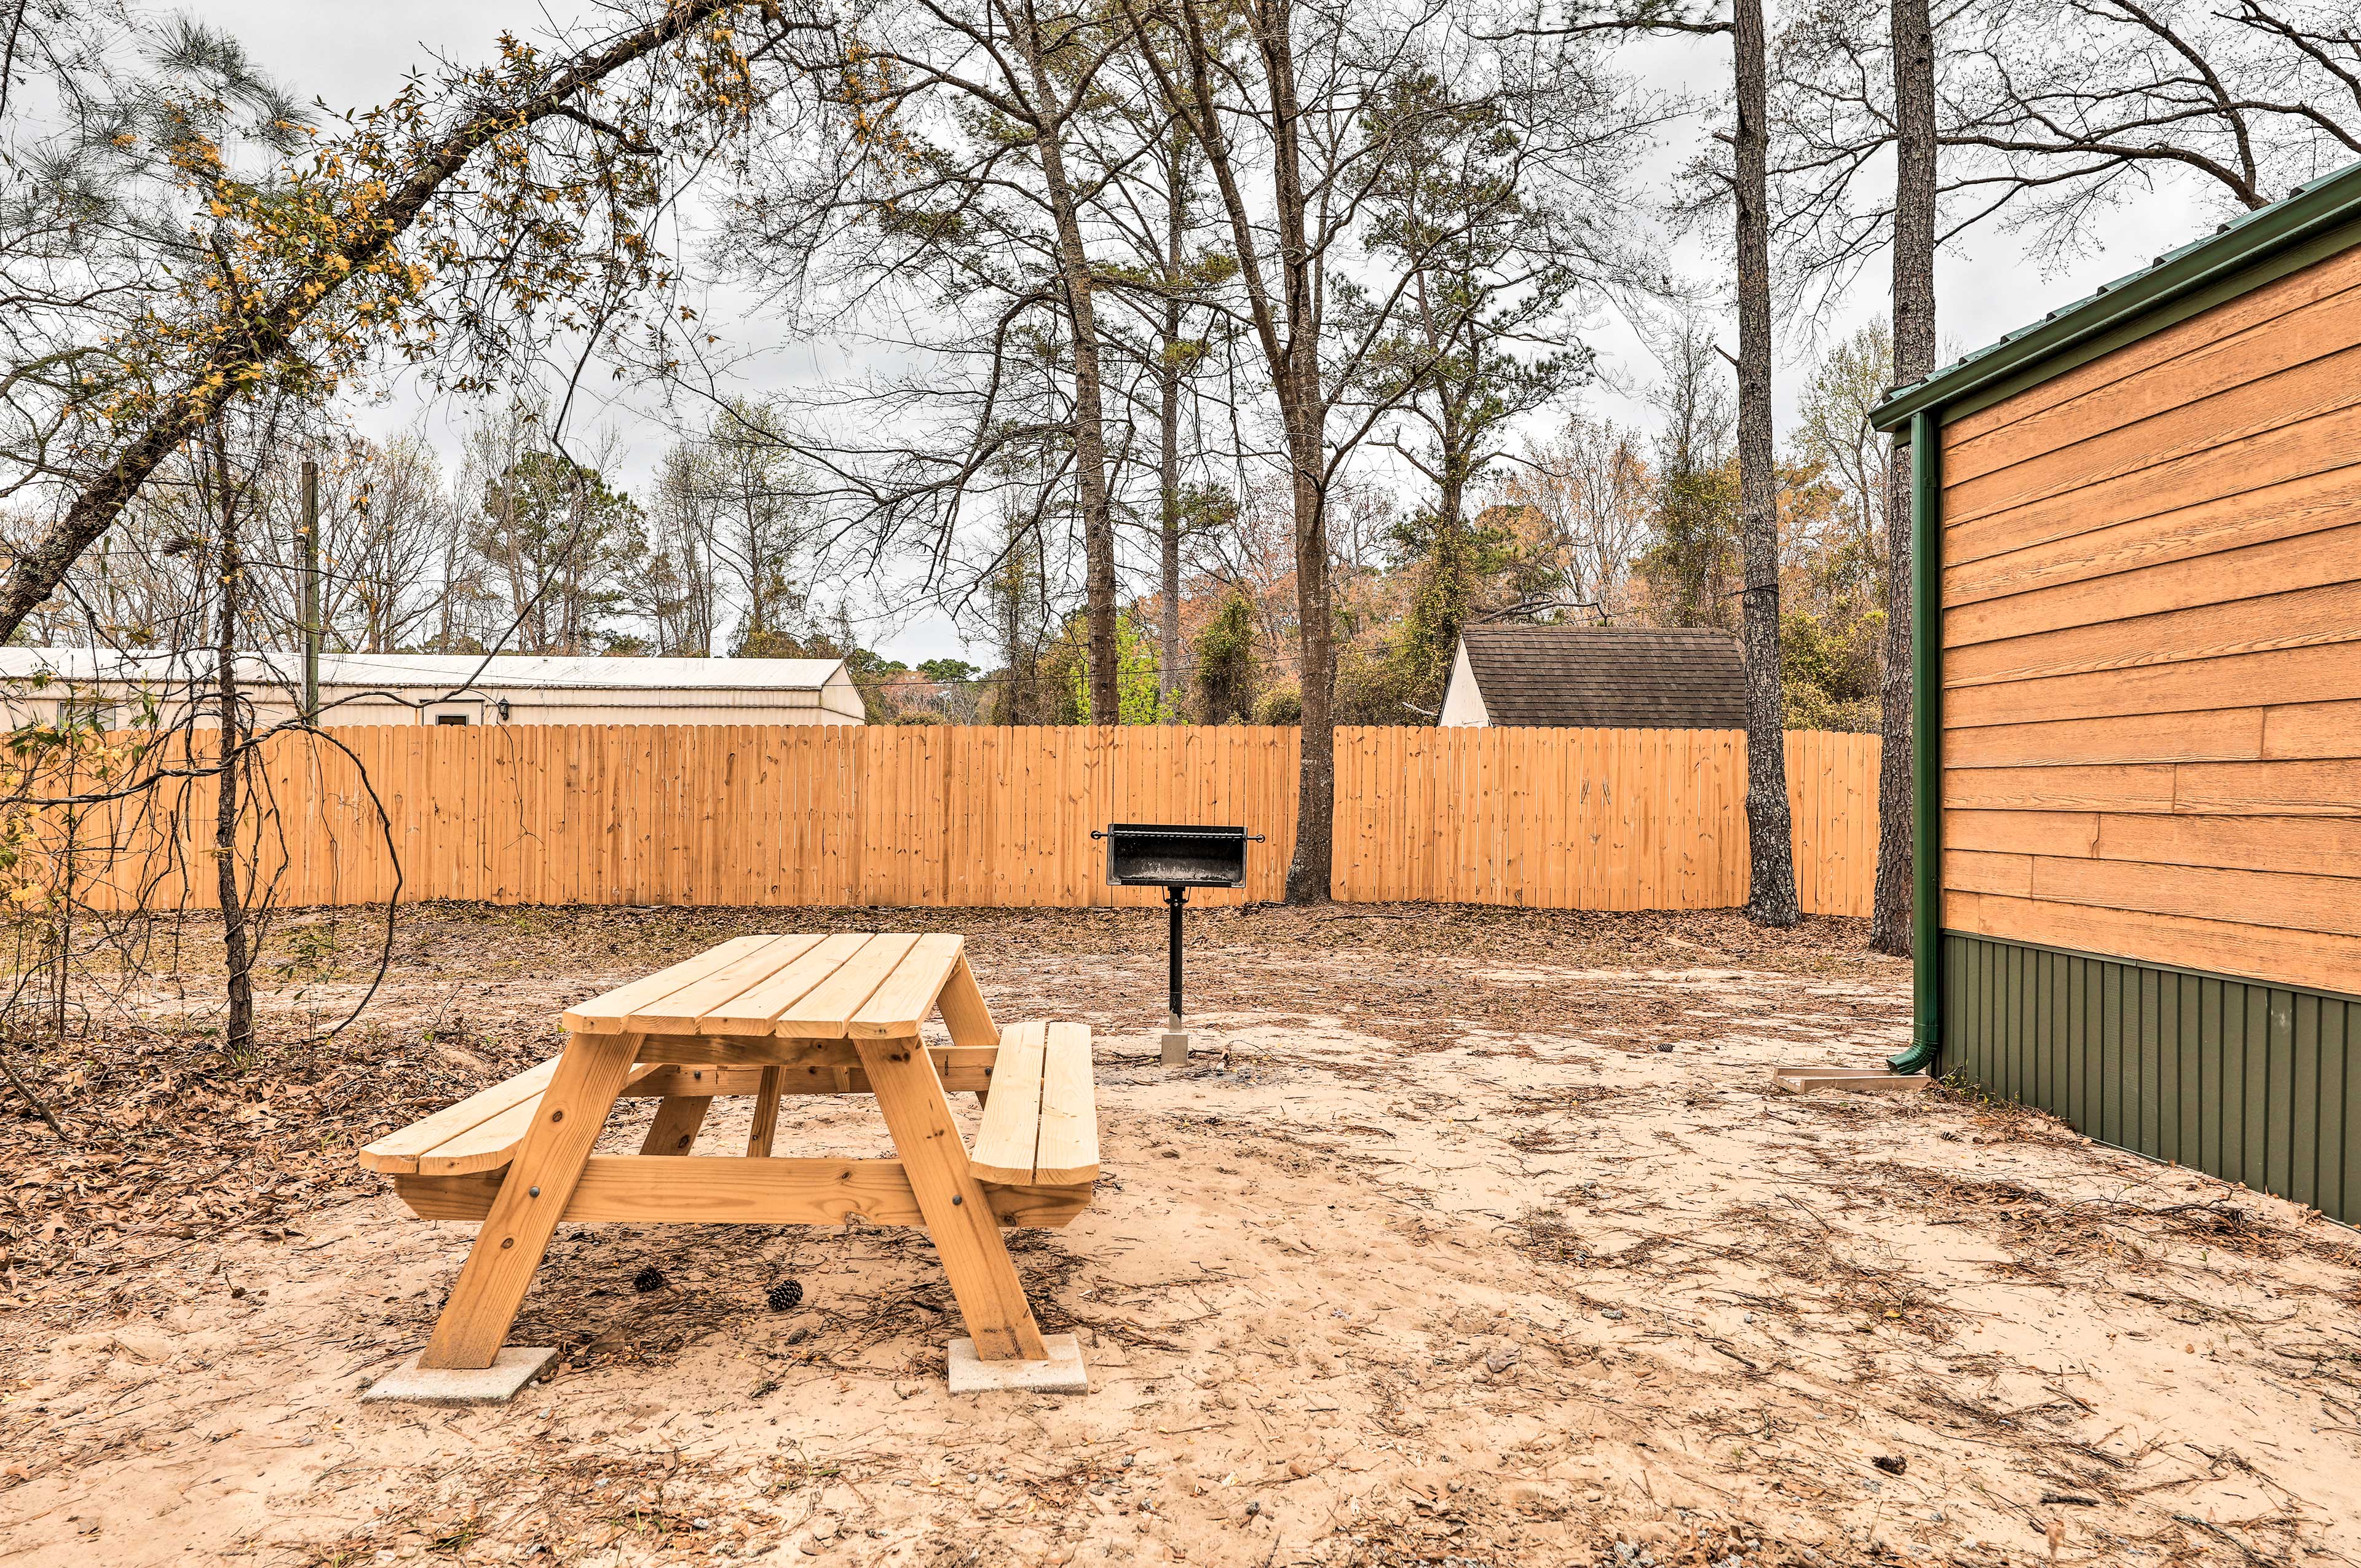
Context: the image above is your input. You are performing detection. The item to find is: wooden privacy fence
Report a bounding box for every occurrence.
[78,724,1880,916]
[1336,726,1879,914]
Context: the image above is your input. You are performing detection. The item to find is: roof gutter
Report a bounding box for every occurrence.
[1869,157,2361,433]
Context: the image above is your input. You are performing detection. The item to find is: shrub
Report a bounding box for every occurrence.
[1253,683,1302,725]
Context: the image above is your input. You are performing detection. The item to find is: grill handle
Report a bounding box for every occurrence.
[1090,830,1265,841]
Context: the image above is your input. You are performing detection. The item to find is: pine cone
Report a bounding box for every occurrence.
[766,1278,805,1313]
[631,1265,667,1294]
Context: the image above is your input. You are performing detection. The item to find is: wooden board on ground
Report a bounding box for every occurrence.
[1770,1067,1932,1095]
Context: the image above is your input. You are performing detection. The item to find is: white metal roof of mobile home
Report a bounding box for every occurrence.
[0,649,849,692]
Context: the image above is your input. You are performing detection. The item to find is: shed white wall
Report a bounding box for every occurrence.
[0,669,867,729]
[1438,641,1490,727]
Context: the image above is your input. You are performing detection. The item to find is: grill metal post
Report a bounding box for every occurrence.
[1163,886,1188,1066]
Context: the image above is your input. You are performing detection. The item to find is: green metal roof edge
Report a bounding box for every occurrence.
[1869,156,2361,432]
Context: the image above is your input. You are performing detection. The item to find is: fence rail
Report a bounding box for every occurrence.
[73,723,1880,916]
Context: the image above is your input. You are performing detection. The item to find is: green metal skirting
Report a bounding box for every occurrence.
[1944,932,2360,1224]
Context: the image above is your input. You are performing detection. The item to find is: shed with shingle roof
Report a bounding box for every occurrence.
[1436,625,1746,729]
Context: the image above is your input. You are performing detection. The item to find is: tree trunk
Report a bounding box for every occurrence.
[1018,36,1120,723]
[1734,0,1799,928]
[1158,143,1186,723]
[1283,396,1335,905]
[1155,0,1332,898]
[210,434,256,1057]
[1873,0,1938,956]
[1434,384,1469,685]
[1262,1,1334,906]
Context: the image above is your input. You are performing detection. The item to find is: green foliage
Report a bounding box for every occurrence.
[1637,457,1741,632]
[1034,625,1091,726]
[1331,635,1418,725]
[1780,607,1884,732]
[919,657,981,684]
[1061,611,1176,724]
[1385,504,1536,715]
[1253,684,1302,725]
[475,450,645,653]
[1192,588,1260,724]
[1026,611,1176,726]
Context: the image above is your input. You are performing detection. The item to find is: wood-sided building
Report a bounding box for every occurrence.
[1871,161,2361,1225]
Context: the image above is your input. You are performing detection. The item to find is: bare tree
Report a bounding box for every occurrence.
[1791,323,1895,564]
[702,403,815,654]
[639,441,725,656]
[0,0,822,647]
[1777,0,2361,302]
[196,422,258,1056]
[1077,36,1233,719]
[221,430,461,656]
[1498,415,1655,618]
[1123,0,1519,900]
[1945,0,2359,247]
[717,0,1140,713]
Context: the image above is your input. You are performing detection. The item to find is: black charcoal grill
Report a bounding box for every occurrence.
[1093,823,1260,1064]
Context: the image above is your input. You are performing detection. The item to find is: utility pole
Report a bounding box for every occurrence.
[299,458,320,721]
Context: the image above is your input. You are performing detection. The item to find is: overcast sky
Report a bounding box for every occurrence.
[200,0,2217,665]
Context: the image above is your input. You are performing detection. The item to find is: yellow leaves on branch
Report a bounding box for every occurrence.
[89,7,768,428]
[832,34,923,176]
[0,721,162,922]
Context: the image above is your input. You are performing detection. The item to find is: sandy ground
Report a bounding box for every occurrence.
[2,903,2357,1568]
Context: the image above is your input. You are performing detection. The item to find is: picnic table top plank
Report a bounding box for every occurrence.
[773,933,923,1038]
[694,932,876,1035]
[560,935,775,1034]
[627,933,826,1034]
[850,933,967,1038]
[560,932,976,1041]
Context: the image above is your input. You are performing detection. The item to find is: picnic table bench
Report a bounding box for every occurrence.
[357,933,1097,1399]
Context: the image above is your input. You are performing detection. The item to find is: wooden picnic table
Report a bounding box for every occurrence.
[359,933,1098,1390]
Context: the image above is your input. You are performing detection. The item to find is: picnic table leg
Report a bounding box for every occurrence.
[937,952,1000,1109]
[639,1095,711,1156]
[853,1032,1047,1361]
[418,1029,641,1371]
[745,1066,783,1157]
